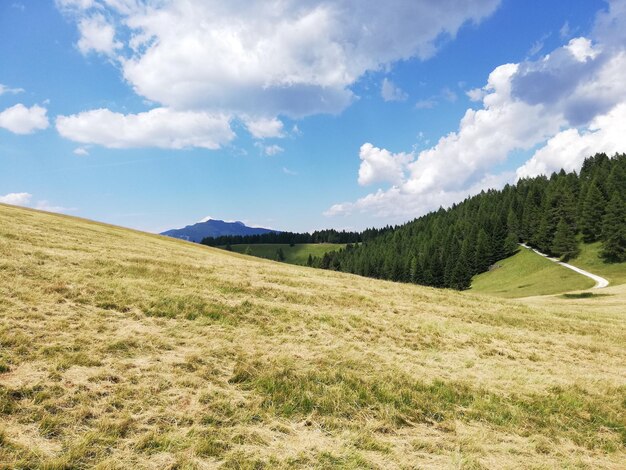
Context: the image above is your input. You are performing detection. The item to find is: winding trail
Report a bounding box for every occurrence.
[519,243,609,289]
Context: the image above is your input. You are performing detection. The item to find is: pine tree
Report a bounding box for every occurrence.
[506,209,520,240]
[601,193,626,262]
[475,229,491,272]
[451,239,472,290]
[503,232,519,257]
[275,247,285,261]
[306,254,313,266]
[581,181,605,242]
[551,217,579,261]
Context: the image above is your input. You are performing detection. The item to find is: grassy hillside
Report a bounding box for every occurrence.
[470,247,595,298]
[570,241,626,286]
[1,203,625,469]
[228,243,345,265]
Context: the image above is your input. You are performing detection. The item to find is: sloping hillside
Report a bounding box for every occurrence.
[471,243,626,298]
[470,247,595,298]
[0,204,625,469]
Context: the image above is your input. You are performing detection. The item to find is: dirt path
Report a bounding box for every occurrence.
[519,243,609,289]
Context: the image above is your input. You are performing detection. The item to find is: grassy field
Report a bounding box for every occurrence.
[570,241,626,286]
[1,203,625,469]
[227,243,345,265]
[470,247,595,298]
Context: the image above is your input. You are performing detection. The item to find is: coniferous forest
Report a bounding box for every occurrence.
[201,229,370,247]
[312,153,626,289]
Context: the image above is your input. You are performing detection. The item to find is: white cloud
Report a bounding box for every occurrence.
[73,146,90,156]
[55,0,501,149]
[56,107,234,149]
[381,78,408,102]
[0,104,49,134]
[0,192,32,206]
[0,193,74,214]
[282,167,297,175]
[357,143,413,186]
[77,13,121,55]
[56,0,95,9]
[517,103,626,178]
[0,84,24,95]
[245,117,284,139]
[327,1,626,222]
[325,172,514,219]
[255,142,284,156]
[466,87,485,101]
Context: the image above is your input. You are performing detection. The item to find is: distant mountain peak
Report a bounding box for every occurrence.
[161,217,279,243]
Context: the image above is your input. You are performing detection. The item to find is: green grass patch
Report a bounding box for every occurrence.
[570,241,626,286]
[230,356,626,451]
[471,247,594,298]
[227,243,345,265]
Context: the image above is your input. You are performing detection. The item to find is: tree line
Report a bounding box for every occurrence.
[201,227,391,247]
[309,153,626,290]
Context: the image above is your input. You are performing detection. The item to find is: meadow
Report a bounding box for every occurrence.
[0,203,625,469]
[470,247,595,298]
[227,243,345,266]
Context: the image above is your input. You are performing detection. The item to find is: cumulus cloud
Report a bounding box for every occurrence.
[466,87,485,101]
[77,13,121,55]
[56,107,234,149]
[0,104,49,134]
[73,146,90,156]
[325,172,514,219]
[517,103,626,178]
[55,0,501,149]
[381,78,408,102]
[0,192,32,206]
[327,0,626,222]
[357,143,413,186]
[245,117,284,139]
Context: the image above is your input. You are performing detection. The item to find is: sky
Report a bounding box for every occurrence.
[1,0,625,233]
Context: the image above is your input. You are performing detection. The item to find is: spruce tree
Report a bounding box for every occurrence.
[451,239,472,290]
[551,217,579,261]
[475,229,491,272]
[581,181,605,242]
[601,193,626,262]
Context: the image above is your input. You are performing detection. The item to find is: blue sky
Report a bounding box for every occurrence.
[1,0,625,233]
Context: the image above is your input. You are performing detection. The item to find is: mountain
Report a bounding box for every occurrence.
[160,218,278,243]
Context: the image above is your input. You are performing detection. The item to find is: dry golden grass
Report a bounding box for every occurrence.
[0,203,625,469]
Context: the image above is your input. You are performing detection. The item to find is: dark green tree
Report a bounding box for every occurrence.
[551,217,579,261]
[475,229,491,272]
[601,193,626,262]
[580,181,605,242]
